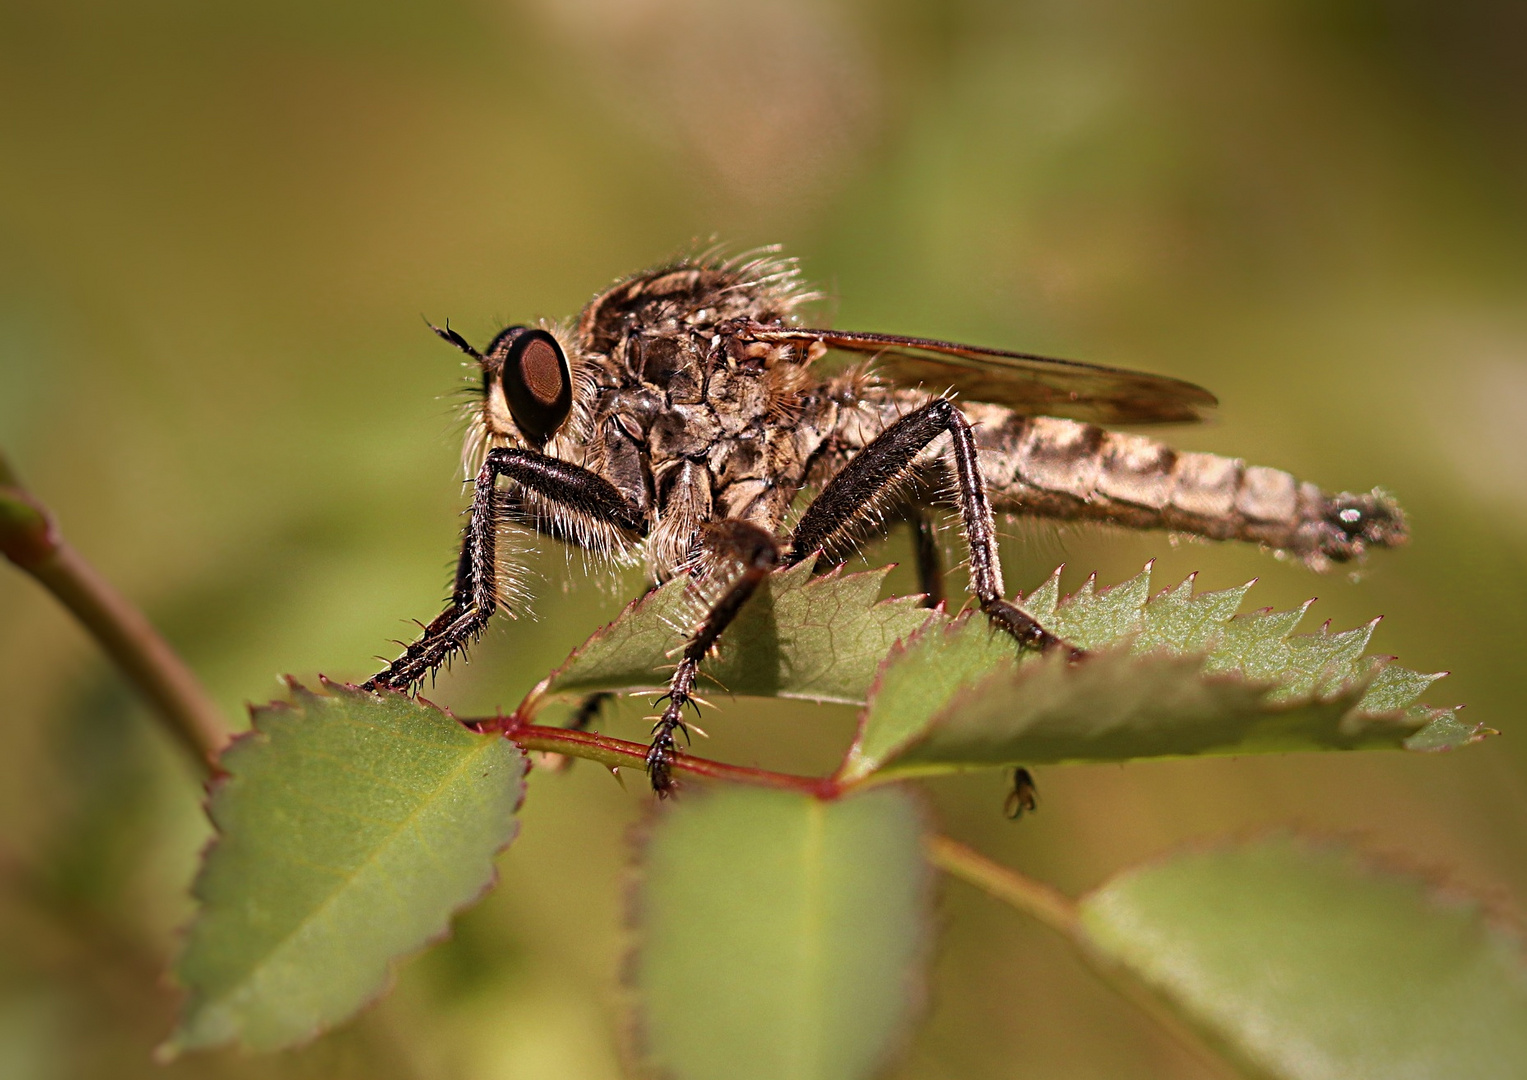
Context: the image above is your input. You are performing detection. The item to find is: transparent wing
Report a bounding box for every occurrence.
[747,323,1217,425]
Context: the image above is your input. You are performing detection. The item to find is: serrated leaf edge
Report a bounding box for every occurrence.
[842,567,1477,783]
[162,679,526,1056]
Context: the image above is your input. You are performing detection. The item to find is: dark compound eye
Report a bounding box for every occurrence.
[498,328,572,445]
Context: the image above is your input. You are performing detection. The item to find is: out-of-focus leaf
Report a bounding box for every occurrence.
[520,562,930,713]
[1077,835,1527,1080]
[165,681,525,1055]
[839,565,1476,783]
[631,785,930,1080]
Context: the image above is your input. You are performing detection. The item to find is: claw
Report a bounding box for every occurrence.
[645,732,680,796]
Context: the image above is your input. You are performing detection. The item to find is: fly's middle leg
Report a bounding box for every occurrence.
[791,398,1072,653]
[646,520,781,795]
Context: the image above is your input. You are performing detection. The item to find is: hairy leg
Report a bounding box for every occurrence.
[646,520,781,795]
[365,448,644,692]
[791,398,1069,651]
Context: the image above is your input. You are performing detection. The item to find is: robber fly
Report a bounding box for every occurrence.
[364,249,1406,793]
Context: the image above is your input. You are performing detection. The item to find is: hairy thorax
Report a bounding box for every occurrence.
[572,265,843,577]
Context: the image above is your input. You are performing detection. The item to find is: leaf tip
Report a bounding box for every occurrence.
[315,673,352,696]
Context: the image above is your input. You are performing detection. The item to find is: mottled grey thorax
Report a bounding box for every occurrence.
[573,269,839,576]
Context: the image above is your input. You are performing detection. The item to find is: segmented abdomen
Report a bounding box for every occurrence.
[958,404,1406,569]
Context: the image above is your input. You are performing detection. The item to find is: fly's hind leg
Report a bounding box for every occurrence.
[646,520,781,795]
[790,398,1071,653]
[364,448,645,692]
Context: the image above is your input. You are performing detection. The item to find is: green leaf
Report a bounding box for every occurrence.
[165,680,526,1055]
[632,785,931,1080]
[839,565,1478,782]
[1077,835,1527,1080]
[520,562,931,713]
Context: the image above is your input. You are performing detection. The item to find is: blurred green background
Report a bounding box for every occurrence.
[3,0,1526,1076]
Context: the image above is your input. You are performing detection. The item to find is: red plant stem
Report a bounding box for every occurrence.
[473,713,842,798]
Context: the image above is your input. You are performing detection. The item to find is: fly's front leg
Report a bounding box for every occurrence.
[365,448,645,692]
[647,520,781,795]
[791,398,1070,652]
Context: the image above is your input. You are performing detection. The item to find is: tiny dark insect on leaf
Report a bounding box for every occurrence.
[1005,767,1039,820]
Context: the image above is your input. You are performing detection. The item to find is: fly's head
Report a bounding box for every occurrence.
[433,321,583,473]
